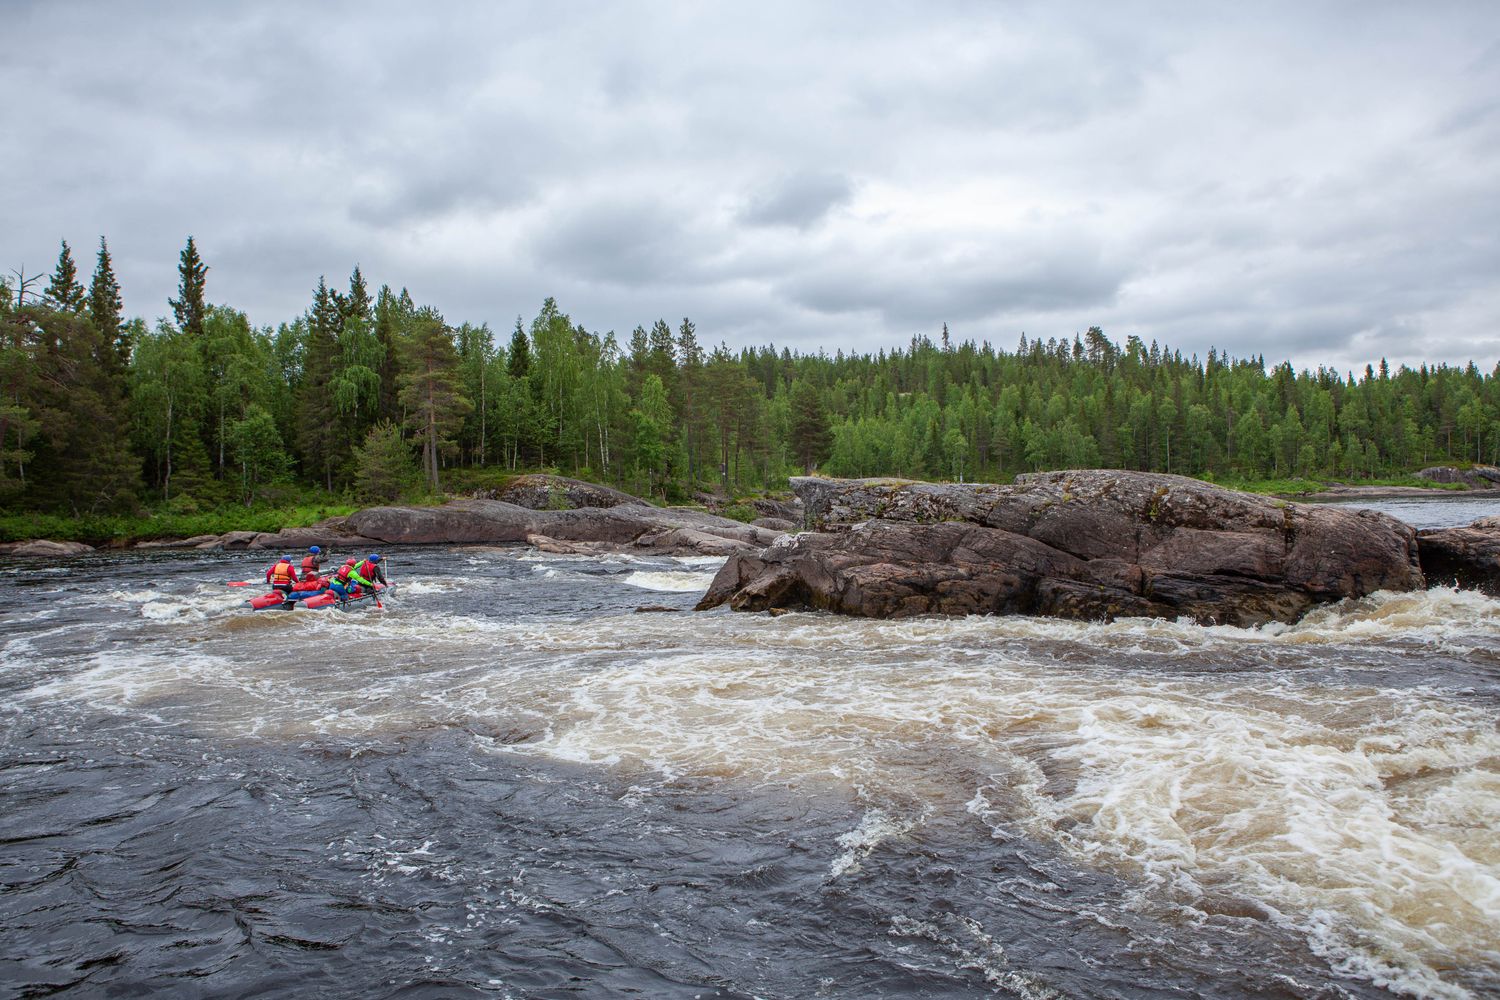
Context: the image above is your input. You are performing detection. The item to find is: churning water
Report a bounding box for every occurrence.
[2,502,1498,998]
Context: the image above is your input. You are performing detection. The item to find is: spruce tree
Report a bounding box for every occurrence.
[46,240,86,313]
[88,237,128,375]
[169,236,208,339]
[295,277,343,489]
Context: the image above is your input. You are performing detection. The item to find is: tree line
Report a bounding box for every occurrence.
[3,238,1498,515]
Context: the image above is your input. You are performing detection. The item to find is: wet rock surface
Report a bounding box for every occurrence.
[699,471,1428,626]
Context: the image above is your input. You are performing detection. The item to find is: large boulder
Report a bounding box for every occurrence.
[0,539,94,558]
[494,474,649,510]
[345,498,781,555]
[1416,466,1500,489]
[697,471,1426,626]
[1417,516,1500,595]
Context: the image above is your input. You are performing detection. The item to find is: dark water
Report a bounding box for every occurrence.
[2,518,1498,998]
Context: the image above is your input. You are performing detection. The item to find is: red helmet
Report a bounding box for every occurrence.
[345,558,357,565]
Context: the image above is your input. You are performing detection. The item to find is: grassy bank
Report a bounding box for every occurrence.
[0,503,357,546]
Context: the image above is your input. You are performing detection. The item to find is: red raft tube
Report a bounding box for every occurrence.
[247,582,384,611]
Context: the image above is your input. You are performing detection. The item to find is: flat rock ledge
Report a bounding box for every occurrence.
[697,471,1438,627]
[344,498,780,556]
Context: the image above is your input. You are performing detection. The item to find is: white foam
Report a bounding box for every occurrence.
[621,570,716,593]
[673,555,729,567]
[829,809,917,879]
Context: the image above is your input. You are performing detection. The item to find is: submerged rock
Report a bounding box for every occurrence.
[1417,516,1500,596]
[697,471,1427,626]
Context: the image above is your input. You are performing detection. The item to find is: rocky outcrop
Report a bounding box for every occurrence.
[1416,466,1500,489]
[346,498,781,555]
[493,474,650,510]
[133,517,378,552]
[1417,516,1500,595]
[697,471,1427,626]
[0,539,95,558]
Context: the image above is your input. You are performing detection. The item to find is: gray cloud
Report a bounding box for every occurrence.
[740,172,854,229]
[3,1,1499,375]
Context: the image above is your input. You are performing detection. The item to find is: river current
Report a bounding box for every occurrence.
[2,499,1499,998]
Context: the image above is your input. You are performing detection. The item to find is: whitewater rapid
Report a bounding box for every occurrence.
[2,542,1498,998]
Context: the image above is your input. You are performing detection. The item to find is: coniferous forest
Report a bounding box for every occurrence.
[4,238,1499,532]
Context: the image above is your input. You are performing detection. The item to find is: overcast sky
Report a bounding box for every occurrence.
[5,1,1499,374]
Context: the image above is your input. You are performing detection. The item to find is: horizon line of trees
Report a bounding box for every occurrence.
[3,236,1499,515]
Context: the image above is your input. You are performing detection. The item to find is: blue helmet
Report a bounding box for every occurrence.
[368,553,382,563]
[309,545,321,554]
[280,555,292,562]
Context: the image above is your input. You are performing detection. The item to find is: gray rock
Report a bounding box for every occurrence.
[0,539,94,558]
[1416,466,1500,489]
[344,497,781,556]
[494,474,650,510]
[698,471,1425,626]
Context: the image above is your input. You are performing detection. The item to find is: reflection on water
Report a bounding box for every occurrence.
[1,545,1498,998]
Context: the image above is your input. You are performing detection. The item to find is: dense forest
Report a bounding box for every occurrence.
[3,237,1499,521]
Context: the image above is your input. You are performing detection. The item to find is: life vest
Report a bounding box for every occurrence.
[352,560,380,584]
[300,555,320,575]
[334,564,355,584]
[269,560,297,585]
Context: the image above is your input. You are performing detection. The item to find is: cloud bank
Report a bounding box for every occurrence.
[3,1,1498,374]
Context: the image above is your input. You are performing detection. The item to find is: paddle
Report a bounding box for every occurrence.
[225,581,254,587]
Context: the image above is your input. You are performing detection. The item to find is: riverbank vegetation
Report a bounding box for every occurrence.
[3,237,1498,534]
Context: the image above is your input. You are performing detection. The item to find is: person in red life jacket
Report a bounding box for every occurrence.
[300,545,323,579]
[328,558,360,602]
[348,553,388,593]
[265,555,299,596]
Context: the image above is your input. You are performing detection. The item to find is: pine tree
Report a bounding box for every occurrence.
[399,309,472,493]
[169,236,208,339]
[46,240,86,313]
[789,381,831,474]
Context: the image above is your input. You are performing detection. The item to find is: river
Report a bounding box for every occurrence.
[2,499,1498,998]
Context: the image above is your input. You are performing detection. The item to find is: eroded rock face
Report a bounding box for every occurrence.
[344,498,780,555]
[1418,516,1500,595]
[697,471,1426,626]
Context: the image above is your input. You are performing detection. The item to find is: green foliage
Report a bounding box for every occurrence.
[351,420,418,503]
[718,503,757,523]
[8,239,1500,536]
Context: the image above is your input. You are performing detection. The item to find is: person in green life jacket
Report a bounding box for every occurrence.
[328,558,360,602]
